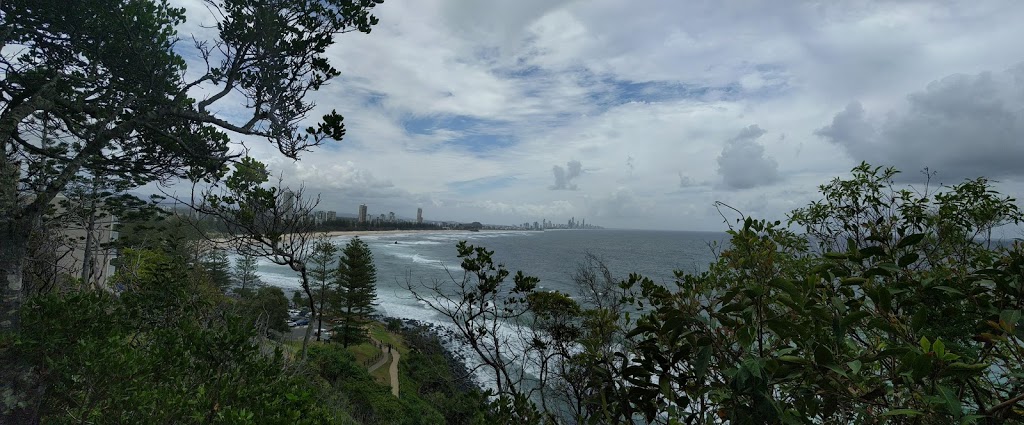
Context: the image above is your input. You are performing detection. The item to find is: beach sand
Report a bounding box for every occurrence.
[318,229,466,238]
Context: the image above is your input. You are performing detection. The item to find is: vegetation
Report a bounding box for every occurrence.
[233,254,262,296]
[310,238,339,341]
[1,0,383,418]
[334,237,379,347]
[3,2,1022,423]
[409,163,1024,424]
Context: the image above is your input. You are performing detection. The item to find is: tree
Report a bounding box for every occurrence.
[240,285,290,336]
[334,236,377,347]
[308,238,338,341]
[196,158,322,358]
[407,241,550,421]
[292,290,306,309]
[601,164,1024,423]
[2,0,383,417]
[201,248,232,292]
[232,253,261,296]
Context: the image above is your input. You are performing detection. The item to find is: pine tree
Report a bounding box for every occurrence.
[308,238,337,341]
[333,237,377,347]
[201,249,232,292]
[232,254,261,296]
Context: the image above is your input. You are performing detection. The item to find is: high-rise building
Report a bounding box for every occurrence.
[50,194,118,288]
[416,207,423,224]
[327,210,336,221]
[281,189,295,217]
[388,211,395,222]
[358,204,367,224]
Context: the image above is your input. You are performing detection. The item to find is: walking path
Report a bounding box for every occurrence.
[388,350,400,397]
[367,349,390,373]
[366,337,400,397]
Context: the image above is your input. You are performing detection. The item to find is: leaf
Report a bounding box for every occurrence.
[898,252,920,268]
[879,409,923,417]
[920,336,931,353]
[825,363,848,378]
[932,339,946,358]
[932,286,965,296]
[847,360,862,375]
[939,385,963,419]
[824,252,848,260]
[694,346,712,380]
[778,355,809,365]
[841,311,871,327]
[859,246,887,258]
[841,277,868,286]
[896,233,926,249]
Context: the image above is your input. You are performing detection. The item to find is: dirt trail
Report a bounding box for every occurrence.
[388,350,400,397]
[367,349,390,373]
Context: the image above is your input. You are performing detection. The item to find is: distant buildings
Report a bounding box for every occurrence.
[388,211,395,222]
[39,194,118,288]
[358,204,367,224]
[416,207,423,224]
[281,189,295,217]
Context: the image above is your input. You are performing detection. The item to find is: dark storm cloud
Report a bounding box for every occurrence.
[817,64,1024,181]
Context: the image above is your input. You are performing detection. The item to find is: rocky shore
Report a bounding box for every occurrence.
[374,315,482,394]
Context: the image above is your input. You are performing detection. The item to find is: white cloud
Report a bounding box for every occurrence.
[717,125,780,189]
[165,0,1024,230]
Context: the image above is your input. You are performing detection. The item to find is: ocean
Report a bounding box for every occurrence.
[251,229,728,323]
[247,228,727,392]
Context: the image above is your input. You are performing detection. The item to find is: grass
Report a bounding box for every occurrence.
[367,322,408,355]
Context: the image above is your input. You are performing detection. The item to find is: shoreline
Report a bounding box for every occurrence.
[374,315,482,394]
[208,228,505,246]
[318,229,485,238]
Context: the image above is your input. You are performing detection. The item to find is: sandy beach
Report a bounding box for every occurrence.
[318,229,470,238]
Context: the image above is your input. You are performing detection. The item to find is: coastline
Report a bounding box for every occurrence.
[318,229,480,238]
[375,315,482,394]
[208,228,491,245]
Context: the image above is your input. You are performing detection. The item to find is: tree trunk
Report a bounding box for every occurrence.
[299,268,315,360]
[1,222,44,423]
[0,223,26,335]
[80,181,99,288]
[315,284,325,342]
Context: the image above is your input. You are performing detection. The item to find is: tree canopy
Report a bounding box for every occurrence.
[334,237,377,347]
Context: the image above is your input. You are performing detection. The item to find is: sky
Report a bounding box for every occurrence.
[168,0,1024,231]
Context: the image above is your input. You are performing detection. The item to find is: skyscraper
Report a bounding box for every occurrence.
[358,204,367,224]
[416,207,423,224]
[281,189,295,217]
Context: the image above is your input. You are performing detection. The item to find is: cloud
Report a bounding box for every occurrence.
[159,0,1024,231]
[551,160,583,190]
[818,64,1024,181]
[716,125,780,189]
[586,188,648,219]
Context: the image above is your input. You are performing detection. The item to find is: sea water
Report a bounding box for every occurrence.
[247,229,728,391]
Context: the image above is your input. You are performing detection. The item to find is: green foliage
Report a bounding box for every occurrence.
[202,248,232,291]
[306,343,446,425]
[310,238,339,340]
[334,237,378,347]
[17,248,333,424]
[233,253,262,295]
[607,163,1024,423]
[238,285,291,335]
